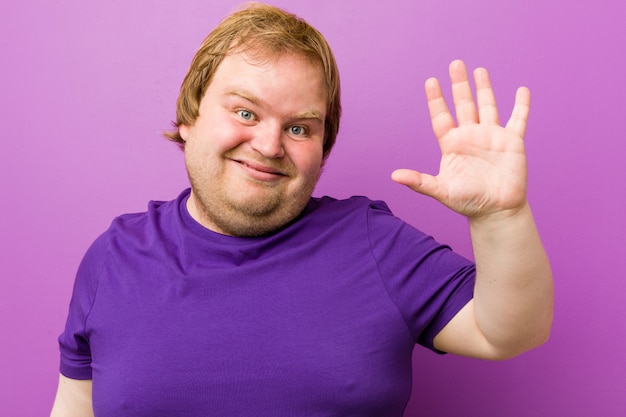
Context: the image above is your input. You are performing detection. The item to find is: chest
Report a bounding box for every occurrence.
[87,255,415,416]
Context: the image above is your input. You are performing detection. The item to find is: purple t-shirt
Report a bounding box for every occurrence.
[59,189,475,416]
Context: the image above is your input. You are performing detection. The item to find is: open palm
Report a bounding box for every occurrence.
[392,60,531,218]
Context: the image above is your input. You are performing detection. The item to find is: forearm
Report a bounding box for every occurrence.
[469,202,554,357]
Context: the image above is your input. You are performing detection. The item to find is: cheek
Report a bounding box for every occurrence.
[219,120,254,151]
[289,142,324,174]
[190,119,249,154]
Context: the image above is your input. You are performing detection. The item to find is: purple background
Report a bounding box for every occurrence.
[1,0,625,415]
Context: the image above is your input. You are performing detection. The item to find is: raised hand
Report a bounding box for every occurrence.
[391,60,531,219]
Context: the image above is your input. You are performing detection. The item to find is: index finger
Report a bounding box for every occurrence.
[425,77,456,139]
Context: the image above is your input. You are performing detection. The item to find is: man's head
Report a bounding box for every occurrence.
[172,3,340,237]
[165,2,341,162]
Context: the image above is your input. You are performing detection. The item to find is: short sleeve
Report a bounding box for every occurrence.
[367,200,475,352]
[58,233,107,379]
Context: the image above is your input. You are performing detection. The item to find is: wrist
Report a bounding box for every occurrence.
[468,201,532,229]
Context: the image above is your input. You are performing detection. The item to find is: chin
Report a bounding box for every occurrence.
[220,197,309,237]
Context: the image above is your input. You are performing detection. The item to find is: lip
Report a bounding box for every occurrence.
[230,158,288,181]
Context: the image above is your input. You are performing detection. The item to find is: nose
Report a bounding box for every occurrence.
[250,122,285,159]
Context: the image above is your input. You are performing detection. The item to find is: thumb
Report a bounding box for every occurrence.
[391,169,440,199]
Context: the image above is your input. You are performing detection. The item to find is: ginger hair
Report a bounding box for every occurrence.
[164,3,341,161]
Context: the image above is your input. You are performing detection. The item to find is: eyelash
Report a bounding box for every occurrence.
[288,125,308,137]
[236,109,309,138]
[237,109,255,121]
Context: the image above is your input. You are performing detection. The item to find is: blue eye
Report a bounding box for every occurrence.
[289,125,306,136]
[238,110,253,120]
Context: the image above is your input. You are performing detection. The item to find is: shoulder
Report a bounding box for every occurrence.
[105,189,188,239]
[79,190,189,270]
[306,195,392,219]
[298,195,405,239]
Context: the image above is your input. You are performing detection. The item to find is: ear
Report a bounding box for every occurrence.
[179,124,191,142]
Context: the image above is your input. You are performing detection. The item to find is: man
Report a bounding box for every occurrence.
[51,3,553,416]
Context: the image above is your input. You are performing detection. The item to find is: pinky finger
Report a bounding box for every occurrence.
[505,86,531,138]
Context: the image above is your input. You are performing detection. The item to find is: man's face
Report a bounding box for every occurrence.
[180,51,327,236]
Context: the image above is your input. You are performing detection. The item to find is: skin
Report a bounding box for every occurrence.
[180,51,327,237]
[50,59,554,415]
[393,60,553,359]
[50,374,93,417]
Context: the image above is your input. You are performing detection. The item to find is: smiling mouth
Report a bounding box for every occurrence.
[233,158,288,178]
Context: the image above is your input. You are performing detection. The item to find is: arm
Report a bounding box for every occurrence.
[392,60,553,360]
[50,374,94,417]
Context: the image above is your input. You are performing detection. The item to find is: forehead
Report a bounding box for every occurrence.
[206,51,327,112]
[214,49,324,83]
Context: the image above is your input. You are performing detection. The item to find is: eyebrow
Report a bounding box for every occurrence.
[226,90,325,122]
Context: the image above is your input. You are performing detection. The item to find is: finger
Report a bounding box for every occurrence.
[425,77,456,139]
[449,60,478,125]
[505,86,531,138]
[474,67,500,125]
[391,169,441,200]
